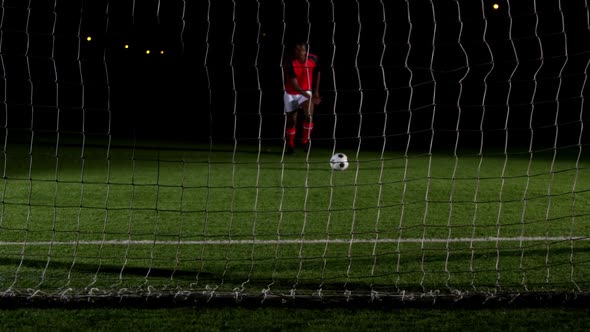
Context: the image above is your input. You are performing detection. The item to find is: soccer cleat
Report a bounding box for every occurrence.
[303,141,311,153]
[286,146,295,155]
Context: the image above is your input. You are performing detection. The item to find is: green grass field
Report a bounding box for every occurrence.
[2,306,590,331]
[0,139,589,302]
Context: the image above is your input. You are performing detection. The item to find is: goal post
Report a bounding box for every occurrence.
[0,0,589,307]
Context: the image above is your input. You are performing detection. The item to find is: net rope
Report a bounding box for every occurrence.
[0,0,588,306]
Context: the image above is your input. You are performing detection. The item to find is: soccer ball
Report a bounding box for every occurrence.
[330,153,349,171]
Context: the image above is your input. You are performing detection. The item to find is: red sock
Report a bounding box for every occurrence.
[301,121,314,144]
[286,127,296,148]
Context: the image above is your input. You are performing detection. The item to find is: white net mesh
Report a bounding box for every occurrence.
[0,0,588,305]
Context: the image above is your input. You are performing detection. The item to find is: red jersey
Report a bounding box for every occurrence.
[283,53,320,95]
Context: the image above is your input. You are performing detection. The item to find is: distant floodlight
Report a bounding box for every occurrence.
[493,3,500,10]
[124,44,129,49]
[86,36,92,42]
[160,50,164,55]
[146,50,151,54]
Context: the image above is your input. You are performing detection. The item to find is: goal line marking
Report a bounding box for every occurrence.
[0,236,587,246]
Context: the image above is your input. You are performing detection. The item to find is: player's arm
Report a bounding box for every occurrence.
[312,65,321,105]
[285,59,311,97]
[289,77,311,97]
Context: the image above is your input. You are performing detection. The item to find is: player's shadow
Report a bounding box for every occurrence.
[0,244,585,283]
[0,257,211,280]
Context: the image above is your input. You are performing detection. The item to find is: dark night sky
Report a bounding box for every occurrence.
[1,0,589,150]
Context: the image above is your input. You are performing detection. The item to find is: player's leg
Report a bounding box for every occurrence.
[284,93,299,154]
[285,111,298,154]
[300,98,315,152]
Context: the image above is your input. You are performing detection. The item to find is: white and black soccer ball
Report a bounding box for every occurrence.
[330,153,349,171]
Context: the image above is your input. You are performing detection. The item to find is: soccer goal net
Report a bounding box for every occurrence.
[0,0,588,306]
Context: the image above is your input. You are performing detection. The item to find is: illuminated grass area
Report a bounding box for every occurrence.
[0,140,589,298]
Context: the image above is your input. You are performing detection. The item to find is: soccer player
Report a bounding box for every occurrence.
[283,41,321,154]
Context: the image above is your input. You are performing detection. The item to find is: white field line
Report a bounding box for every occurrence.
[0,236,588,246]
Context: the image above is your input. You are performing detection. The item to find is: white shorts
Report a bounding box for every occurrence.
[284,91,311,113]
